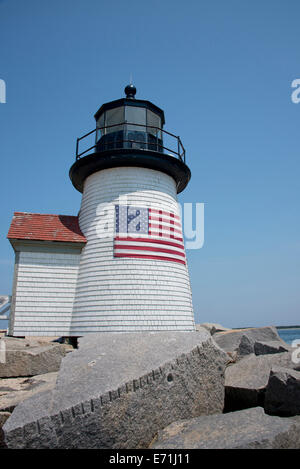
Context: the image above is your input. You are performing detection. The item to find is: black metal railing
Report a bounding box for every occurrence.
[75,122,186,163]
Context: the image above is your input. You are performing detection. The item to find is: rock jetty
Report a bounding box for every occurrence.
[0,324,300,449]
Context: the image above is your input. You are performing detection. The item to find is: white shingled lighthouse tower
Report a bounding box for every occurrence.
[69,85,195,334]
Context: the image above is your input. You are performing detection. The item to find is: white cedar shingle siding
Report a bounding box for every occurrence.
[11,250,81,336]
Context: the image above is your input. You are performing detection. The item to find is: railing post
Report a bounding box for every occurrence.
[76,138,79,160]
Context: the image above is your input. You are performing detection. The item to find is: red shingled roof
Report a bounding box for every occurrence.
[7,212,86,243]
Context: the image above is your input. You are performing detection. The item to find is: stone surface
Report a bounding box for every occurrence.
[3,330,228,449]
[0,337,67,378]
[150,407,300,449]
[214,326,289,359]
[197,323,230,335]
[0,372,58,412]
[0,296,10,307]
[224,352,297,412]
[0,428,6,448]
[0,411,10,427]
[236,335,254,358]
[254,340,289,356]
[0,411,10,449]
[235,336,288,359]
[265,366,300,417]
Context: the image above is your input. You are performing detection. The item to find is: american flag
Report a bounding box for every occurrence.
[114,205,186,265]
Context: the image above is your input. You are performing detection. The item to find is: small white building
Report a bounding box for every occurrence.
[7,85,195,337]
[7,213,86,336]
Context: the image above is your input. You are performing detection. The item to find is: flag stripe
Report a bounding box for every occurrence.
[114,244,185,257]
[149,228,182,238]
[114,253,186,265]
[114,237,184,249]
[149,215,181,228]
[114,249,184,261]
[149,223,182,235]
[114,233,184,241]
[149,209,180,221]
[114,246,185,261]
[149,219,181,230]
[115,233,184,243]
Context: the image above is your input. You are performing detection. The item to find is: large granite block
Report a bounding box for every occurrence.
[265,366,300,416]
[3,330,228,449]
[214,326,290,359]
[224,352,296,411]
[0,337,66,378]
[150,407,300,449]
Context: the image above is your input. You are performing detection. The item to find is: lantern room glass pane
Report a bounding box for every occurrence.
[96,112,105,140]
[147,110,161,138]
[125,106,146,132]
[105,107,124,134]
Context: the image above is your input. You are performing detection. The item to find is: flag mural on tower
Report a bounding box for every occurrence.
[114,205,186,265]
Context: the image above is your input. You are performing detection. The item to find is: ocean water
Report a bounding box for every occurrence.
[277,328,300,345]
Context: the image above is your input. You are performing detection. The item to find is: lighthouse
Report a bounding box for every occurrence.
[7,85,195,337]
[69,85,195,334]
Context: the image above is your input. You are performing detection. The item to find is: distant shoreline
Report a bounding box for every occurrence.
[237,326,300,330]
[231,325,300,331]
[276,325,300,330]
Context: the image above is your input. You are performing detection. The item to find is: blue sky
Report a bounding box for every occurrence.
[0,0,299,328]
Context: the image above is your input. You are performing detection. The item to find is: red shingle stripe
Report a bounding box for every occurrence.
[7,212,86,243]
